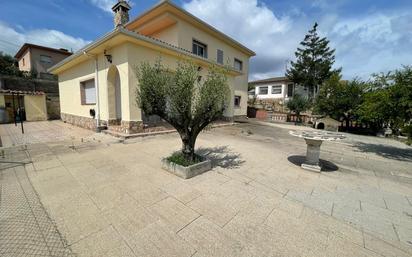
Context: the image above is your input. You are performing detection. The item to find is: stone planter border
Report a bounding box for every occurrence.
[161,157,212,179]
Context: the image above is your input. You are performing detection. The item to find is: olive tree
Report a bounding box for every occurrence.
[136,59,229,161]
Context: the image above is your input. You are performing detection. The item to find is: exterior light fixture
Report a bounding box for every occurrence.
[104,50,113,63]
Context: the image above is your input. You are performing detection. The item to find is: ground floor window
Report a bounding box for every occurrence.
[80,79,96,105]
[234,95,241,107]
[272,85,282,94]
[259,86,268,95]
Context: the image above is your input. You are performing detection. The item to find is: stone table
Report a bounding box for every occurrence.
[289,130,346,172]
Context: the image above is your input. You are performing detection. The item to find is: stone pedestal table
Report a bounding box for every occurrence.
[289,130,346,172]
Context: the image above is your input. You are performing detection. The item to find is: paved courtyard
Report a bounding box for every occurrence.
[1,120,412,256]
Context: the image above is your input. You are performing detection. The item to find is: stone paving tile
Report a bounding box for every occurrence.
[127,185,169,208]
[71,225,136,257]
[103,203,159,238]
[187,184,255,227]
[383,191,412,216]
[394,225,412,248]
[148,197,200,233]
[49,194,110,245]
[178,216,243,257]
[364,232,412,257]
[324,234,381,257]
[86,183,137,211]
[162,180,202,204]
[222,195,277,243]
[301,207,364,245]
[126,220,195,257]
[2,121,412,256]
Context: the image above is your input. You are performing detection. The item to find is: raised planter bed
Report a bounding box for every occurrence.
[161,157,212,179]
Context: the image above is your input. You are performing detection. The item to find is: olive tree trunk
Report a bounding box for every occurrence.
[179,131,197,161]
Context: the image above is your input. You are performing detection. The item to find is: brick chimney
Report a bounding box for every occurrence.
[112,0,131,28]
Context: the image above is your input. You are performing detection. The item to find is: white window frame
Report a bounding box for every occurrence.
[259,86,268,95]
[271,85,282,94]
[192,39,208,58]
[40,55,52,64]
[217,49,224,64]
[234,58,243,71]
[80,79,96,105]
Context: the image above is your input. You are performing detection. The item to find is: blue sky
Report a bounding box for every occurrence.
[1,0,411,80]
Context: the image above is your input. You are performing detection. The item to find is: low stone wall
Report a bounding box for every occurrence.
[61,113,97,131]
[120,120,144,134]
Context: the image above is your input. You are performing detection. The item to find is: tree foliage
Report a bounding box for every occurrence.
[357,66,412,132]
[0,51,38,78]
[314,73,365,130]
[286,94,310,124]
[0,51,22,76]
[286,23,340,98]
[136,59,229,161]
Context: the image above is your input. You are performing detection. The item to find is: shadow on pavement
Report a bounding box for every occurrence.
[352,142,412,162]
[287,155,339,172]
[197,146,244,169]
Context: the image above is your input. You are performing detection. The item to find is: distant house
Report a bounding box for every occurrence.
[14,43,72,78]
[248,76,309,101]
[0,43,71,123]
[49,0,255,133]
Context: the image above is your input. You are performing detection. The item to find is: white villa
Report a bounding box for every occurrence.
[248,76,308,101]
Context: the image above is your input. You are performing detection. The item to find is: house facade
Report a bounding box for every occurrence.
[248,76,309,101]
[49,0,255,133]
[15,43,72,78]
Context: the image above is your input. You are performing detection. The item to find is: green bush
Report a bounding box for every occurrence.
[402,124,412,139]
[166,152,203,167]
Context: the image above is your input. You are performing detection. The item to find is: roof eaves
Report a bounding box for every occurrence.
[15,43,71,59]
[126,0,256,57]
[249,77,290,84]
[49,27,242,75]
[48,29,121,73]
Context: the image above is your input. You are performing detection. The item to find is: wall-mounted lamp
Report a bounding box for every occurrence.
[104,50,112,63]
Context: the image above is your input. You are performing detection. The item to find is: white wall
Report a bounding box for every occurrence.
[254,83,287,100]
[254,83,309,100]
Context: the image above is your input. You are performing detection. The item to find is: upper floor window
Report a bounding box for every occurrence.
[272,85,282,94]
[80,79,96,105]
[192,40,207,58]
[22,58,25,66]
[40,55,52,64]
[259,86,268,95]
[234,58,243,71]
[217,49,224,64]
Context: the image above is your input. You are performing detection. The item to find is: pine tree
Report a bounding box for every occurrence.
[286,23,340,98]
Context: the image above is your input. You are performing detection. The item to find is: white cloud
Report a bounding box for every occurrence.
[89,0,116,13]
[183,0,412,80]
[329,13,412,79]
[0,21,90,55]
[184,0,298,80]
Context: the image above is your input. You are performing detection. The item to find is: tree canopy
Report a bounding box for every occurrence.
[136,59,229,161]
[314,73,365,129]
[286,23,340,98]
[357,66,412,132]
[0,51,22,76]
